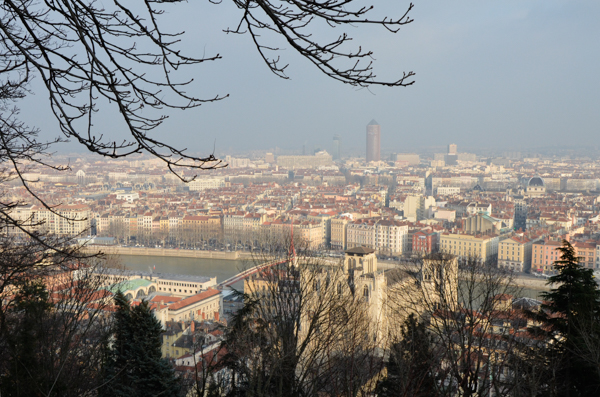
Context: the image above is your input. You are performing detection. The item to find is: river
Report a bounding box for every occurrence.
[118,255,547,300]
[119,255,252,290]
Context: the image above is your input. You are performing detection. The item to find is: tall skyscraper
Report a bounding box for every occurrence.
[332,135,341,160]
[366,119,381,162]
[446,143,458,165]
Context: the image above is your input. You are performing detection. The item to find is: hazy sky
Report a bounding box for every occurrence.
[22,0,600,158]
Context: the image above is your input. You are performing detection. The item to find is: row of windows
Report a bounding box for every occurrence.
[158,287,199,294]
[441,241,483,247]
[158,281,200,289]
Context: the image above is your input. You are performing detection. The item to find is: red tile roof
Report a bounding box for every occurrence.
[168,289,221,311]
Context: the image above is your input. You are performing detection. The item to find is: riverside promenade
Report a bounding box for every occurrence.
[82,246,254,261]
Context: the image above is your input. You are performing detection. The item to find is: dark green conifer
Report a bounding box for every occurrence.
[101,291,180,397]
[539,240,600,396]
[377,313,437,397]
[1,282,53,397]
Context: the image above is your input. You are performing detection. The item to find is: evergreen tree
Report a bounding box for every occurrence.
[1,282,53,397]
[377,314,437,397]
[101,291,180,397]
[539,239,600,396]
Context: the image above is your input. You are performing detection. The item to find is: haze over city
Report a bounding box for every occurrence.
[17,0,600,158]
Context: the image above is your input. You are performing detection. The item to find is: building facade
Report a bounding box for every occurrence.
[440,233,499,265]
[498,236,534,273]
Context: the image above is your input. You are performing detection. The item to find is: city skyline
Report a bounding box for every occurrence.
[14,0,599,158]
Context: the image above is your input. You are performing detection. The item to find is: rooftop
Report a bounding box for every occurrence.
[99,268,213,283]
[168,289,221,311]
[345,246,376,255]
[104,278,154,293]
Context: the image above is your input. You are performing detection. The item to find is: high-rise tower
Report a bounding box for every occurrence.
[332,135,341,160]
[366,119,380,162]
[448,143,457,155]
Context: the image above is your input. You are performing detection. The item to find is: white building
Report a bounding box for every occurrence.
[347,219,408,256]
[116,192,140,203]
[436,186,460,196]
[188,178,226,191]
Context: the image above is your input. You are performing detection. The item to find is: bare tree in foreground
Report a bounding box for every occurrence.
[386,254,529,397]
[0,0,415,265]
[0,0,414,178]
[218,238,385,397]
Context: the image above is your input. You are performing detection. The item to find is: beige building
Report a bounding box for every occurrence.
[7,204,34,237]
[403,195,436,222]
[158,289,223,323]
[224,212,266,245]
[32,204,91,236]
[436,186,461,196]
[330,217,350,250]
[295,221,324,249]
[498,236,534,273]
[188,177,226,191]
[182,215,222,241]
[98,268,217,298]
[277,151,333,169]
[393,153,420,165]
[440,233,499,265]
[347,219,377,251]
[260,219,324,249]
[463,213,506,235]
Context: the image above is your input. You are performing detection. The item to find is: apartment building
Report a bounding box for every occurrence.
[157,289,223,323]
[32,204,91,236]
[531,240,562,274]
[188,177,226,191]
[347,219,377,251]
[347,218,408,256]
[412,231,439,254]
[295,221,324,249]
[440,233,499,264]
[330,216,350,250]
[573,241,596,269]
[498,236,534,273]
[375,220,409,256]
[182,215,222,240]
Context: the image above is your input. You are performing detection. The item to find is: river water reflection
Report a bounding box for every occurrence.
[119,255,252,290]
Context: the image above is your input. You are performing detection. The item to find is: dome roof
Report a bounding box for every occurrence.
[528,176,544,187]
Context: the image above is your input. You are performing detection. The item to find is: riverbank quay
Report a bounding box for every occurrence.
[81,246,255,261]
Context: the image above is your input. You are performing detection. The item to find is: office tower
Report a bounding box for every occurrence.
[448,143,457,155]
[366,119,380,162]
[332,135,341,160]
